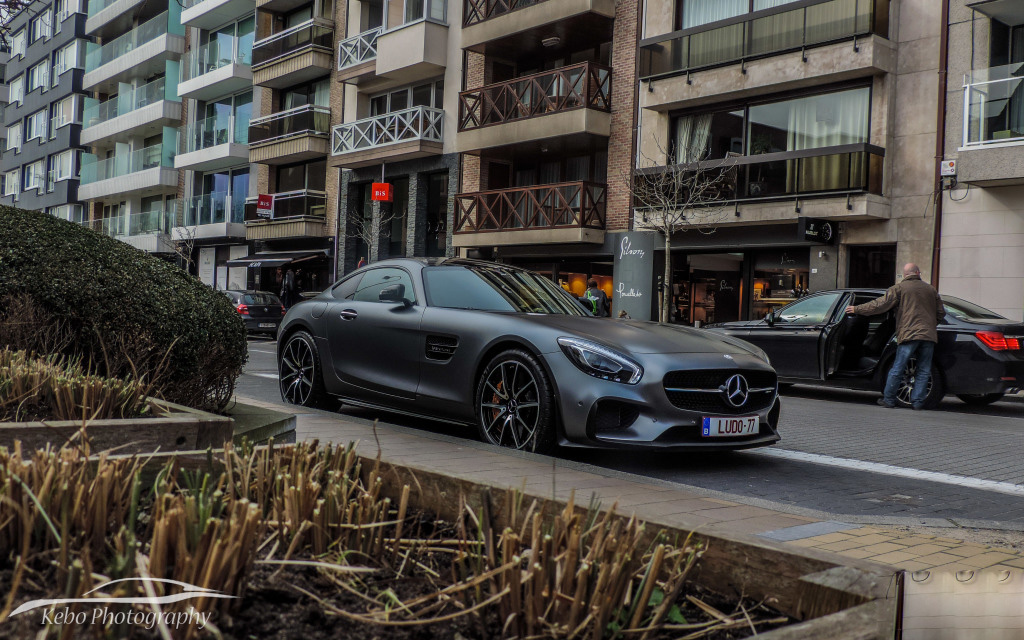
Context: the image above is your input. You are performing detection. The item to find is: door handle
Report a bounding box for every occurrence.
[340,309,358,321]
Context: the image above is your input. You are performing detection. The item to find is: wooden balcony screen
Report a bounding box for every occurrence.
[463,0,549,26]
[455,181,607,233]
[458,62,611,131]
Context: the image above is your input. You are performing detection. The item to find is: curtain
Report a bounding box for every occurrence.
[313,79,330,107]
[675,113,713,163]
[785,88,869,192]
[748,7,803,56]
[681,0,745,29]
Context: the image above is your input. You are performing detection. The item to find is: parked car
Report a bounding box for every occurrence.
[224,290,285,337]
[706,290,1024,408]
[276,258,782,453]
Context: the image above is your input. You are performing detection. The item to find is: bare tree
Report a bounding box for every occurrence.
[172,225,198,274]
[346,202,405,263]
[628,139,733,323]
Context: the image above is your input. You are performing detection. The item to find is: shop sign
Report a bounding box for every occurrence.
[371,183,393,202]
[256,194,275,218]
[798,217,835,244]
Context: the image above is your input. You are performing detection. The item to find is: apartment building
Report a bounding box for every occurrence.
[242,0,337,294]
[451,0,640,304]
[627,0,941,323]
[175,0,257,289]
[78,0,184,255]
[0,1,90,221]
[941,0,1024,321]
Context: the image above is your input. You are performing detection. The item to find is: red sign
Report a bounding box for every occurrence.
[256,194,275,218]
[371,182,393,202]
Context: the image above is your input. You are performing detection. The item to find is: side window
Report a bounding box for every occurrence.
[352,268,416,303]
[776,293,842,325]
[332,273,363,300]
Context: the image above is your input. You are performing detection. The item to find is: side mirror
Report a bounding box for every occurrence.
[379,283,412,307]
[765,306,775,326]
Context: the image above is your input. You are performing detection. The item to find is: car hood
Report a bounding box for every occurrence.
[513,315,767,358]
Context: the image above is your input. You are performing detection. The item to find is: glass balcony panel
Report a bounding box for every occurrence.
[83,77,169,127]
[182,37,252,81]
[85,12,172,72]
[251,20,333,67]
[183,114,247,152]
[86,209,175,237]
[964,63,1024,146]
[80,143,172,184]
[748,9,803,57]
[249,105,331,144]
[184,191,230,225]
[243,190,327,221]
[688,23,744,69]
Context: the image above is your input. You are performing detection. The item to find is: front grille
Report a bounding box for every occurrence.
[663,369,777,415]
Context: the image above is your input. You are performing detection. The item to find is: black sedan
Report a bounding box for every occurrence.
[276,258,781,453]
[225,290,286,337]
[706,290,1024,408]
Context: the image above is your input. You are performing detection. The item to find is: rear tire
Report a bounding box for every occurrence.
[956,393,1004,406]
[279,330,332,409]
[890,357,944,409]
[475,349,557,453]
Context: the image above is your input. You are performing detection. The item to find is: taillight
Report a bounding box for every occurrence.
[281,306,287,315]
[976,331,1020,351]
[237,304,249,316]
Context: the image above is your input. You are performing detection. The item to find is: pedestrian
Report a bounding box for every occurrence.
[281,268,297,308]
[845,263,945,410]
[357,256,367,269]
[579,279,610,317]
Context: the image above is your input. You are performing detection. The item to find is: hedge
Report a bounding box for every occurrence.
[0,206,248,411]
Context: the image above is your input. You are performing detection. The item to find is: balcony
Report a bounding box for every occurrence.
[182,0,255,30]
[83,11,185,92]
[178,40,253,101]
[174,191,246,240]
[331,106,443,168]
[81,77,181,145]
[461,0,614,57]
[249,105,331,165]
[457,62,611,153]
[374,3,449,87]
[83,209,176,253]
[640,0,888,81]
[252,19,333,89]
[337,28,380,84]
[957,63,1024,186]
[176,115,250,172]
[453,181,606,246]
[79,143,177,200]
[86,0,148,37]
[243,190,328,240]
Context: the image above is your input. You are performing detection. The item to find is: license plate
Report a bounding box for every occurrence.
[258,323,277,329]
[702,416,758,437]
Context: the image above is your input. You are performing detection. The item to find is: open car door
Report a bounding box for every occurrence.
[822,292,857,377]
[824,292,894,378]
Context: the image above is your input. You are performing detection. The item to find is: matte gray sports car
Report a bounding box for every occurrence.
[277,258,781,452]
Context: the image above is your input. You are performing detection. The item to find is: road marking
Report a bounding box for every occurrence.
[247,372,280,380]
[249,348,277,354]
[757,448,1024,497]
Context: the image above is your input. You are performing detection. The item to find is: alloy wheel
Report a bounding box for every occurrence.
[480,360,541,450]
[896,357,932,406]
[280,337,315,405]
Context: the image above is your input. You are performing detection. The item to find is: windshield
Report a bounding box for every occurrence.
[943,296,1006,322]
[423,266,589,315]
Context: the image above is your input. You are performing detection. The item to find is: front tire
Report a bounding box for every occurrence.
[956,393,1004,406]
[892,357,944,409]
[475,349,557,453]
[279,330,331,409]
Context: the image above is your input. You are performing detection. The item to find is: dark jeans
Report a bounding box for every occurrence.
[883,340,935,406]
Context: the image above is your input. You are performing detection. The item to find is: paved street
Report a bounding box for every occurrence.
[242,338,1024,530]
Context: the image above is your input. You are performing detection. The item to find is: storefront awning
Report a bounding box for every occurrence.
[225,250,329,269]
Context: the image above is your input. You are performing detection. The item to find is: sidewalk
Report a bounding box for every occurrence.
[237,394,1024,574]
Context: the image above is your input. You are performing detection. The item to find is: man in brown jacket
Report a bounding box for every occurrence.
[845,263,946,409]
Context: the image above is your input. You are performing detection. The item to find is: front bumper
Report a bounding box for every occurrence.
[543,351,781,451]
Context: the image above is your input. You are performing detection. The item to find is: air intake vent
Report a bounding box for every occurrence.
[426,335,458,361]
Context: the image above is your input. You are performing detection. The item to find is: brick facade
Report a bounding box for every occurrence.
[605,0,639,232]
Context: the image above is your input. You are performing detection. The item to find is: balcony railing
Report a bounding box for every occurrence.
[85,11,174,72]
[183,114,249,152]
[84,209,175,237]
[639,0,889,80]
[183,191,245,226]
[244,189,327,221]
[80,143,173,184]
[87,0,126,16]
[332,106,443,155]
[182,38,253,82]
[963,63,1024,147]
[249,104,331,145]
[83,78,170,128]
[338,27,380,70]
[252,19,334,68]
[636,144,884,203]
[459,62,611,131]
[463,0,548,27]
[455,181,606,234]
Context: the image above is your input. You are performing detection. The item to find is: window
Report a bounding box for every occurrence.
[28,61,49,93]
[47,204,84,222]
[31,11,52,42]
[331,273,364,299]
[23,160,44,191]
[275,159,326,192]
[369,79,443,116]
[26,110,47,141]
[50,149,74,181]
[11,30,26,58]
[352,268,417,303]
[7,122,22,152]
[55,0,79,22]
[3,171,19,196]
[774,293,843,325]
[51,96,76,135]
[281,78,330,109]
[53,41,81,81]
[10,76,24,104]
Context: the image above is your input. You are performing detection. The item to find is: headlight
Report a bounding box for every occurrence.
[557,337,643,384]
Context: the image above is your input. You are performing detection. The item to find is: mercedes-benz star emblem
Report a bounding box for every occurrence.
[722,374,749,408]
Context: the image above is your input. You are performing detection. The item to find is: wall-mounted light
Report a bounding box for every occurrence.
[541,36,560,47]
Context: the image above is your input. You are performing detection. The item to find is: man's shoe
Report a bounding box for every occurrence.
[912,403,925,411]
[877,399,896,408]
